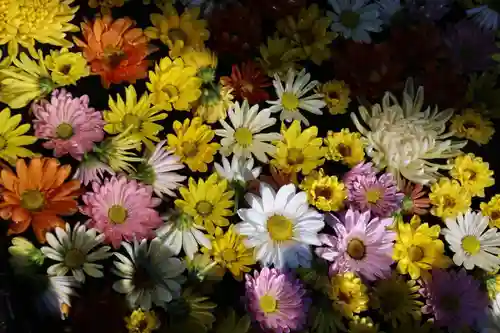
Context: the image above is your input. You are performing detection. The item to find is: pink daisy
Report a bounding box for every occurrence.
[73,154,115,186]
[245,267,309,333]
[343,161,377,192]
[315,209,395,281]
[81,176,163,248]
[32,89,105,160]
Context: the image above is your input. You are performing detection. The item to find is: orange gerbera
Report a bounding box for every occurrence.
[73,15,154,88]
[221,60,271,104]
[0,158,82,243]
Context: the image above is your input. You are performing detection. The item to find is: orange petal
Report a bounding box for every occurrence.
[32,214,65,243]
[3,192,21,204]
[50,180,82,200]
[46,201,78,216]
[1,168,18,193]
[7,212,31,236]
[11,206,30,223]
[0,207,12,220]
[41,158,59,190]
[28,158,43,190]
[52,164,71,189]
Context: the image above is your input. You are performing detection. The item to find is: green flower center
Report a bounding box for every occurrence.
[340,10,361,29]
[347,238,366,260]
[287,148,305,165]
[56,123,74,139]
[259,294,277,313]
[267,214,294,241]
[281,92,300,111]
[198,67,216,83]
[108,205,128,224]
[195,200,213,216]
[122,114,142,131]
[461,235,481,255]
[64,248,85,269]
[408,245,424,262]
[168,28,188,43]
[234,127,253,147]
[39,77,55,95]
[20,190,45,212]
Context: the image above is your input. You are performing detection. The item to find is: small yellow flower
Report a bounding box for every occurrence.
[167,117,220,172]
[481,194,500,228]
[429,177,472,219]
[349,316,379,333]
[0,108,37,164]
[300,168,347,211]
[195,84,234,124]
[449,153,494,197]
[44,48,89,86]
[325,129,365,166]
[450,108,495,145]
[98,127,142,174]
[317,80,351,115]
[181,47,217,83]
[125,309,159,333]
[258,35,302,77]
[328,272,369,318]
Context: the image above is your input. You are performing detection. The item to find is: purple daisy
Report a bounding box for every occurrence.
[420,269,488,331]
[343,161,377,192]
[245,267,309,333]
[315,209,395,281]
[406,0,451,22]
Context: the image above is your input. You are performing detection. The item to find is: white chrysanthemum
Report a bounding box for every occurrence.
[442,210,500,272]
[351,78,467,186]
[112,238,186,310]
[215,100,280,163]
[467,5,500,31]
[214,154,261,183]
[267,68,326,126]
[482,293,500,333]
[235,183,324,269]
[156,210,212,260]
[47,276,78,320]
[41,223,112,283]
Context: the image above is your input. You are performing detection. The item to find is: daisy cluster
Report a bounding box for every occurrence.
[1,0,500,333]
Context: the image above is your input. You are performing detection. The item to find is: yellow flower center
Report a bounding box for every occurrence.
[195,200,213,216]
[64,248,85,269]
[181,141,198,158]
[281,92,300,111]
[314,186,332,199]
[337,143,351,157]
[162,84,180,99]
[365,189,382,204]
[168,28,188,43]
[122,114,142,131]
[234,127,253,147]
[221,248,237,262]
[20,190,45,212]
[267,214,294,241]
[56,123,74,139]
[461,235,481,255]
[443,195,456,209]
[408,245,424,262]
[259,294,277,313]
[286,148,305,165]
[347,238,366,260]
[108,205,128,224]
[0,135,7,150]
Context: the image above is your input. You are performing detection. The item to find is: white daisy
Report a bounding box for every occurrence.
[41,223,112,283]
[235,182,324,269]
[442,210,500,272]
[467,5,500,31]
[482,293,500,333]
[267,68,326,126]
[214,154,261,184]
[112,238,186,310]
[47,276,78,319]
[156,209,212,259]
[215,100,280,163]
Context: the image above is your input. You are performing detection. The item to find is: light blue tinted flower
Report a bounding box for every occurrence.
[467,5,500,31]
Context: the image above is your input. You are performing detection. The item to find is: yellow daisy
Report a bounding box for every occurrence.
[181,47,217,84]
[325,129,365,167]
[429,177,472,219]
[272,120,326,175]
[125,309,159,333]
[98,127,142,174]
[300,168,347,211]
[450,108,494,145]
[175,173,234,235]
[317,80,351,115]
[481,194,500,228]
[349,316,379,333]
[329,272,369,318]
[104,85,167,151]
[0,108,37,165]
[449,153,494,197]
[44,48,89,86]
[195,83,234,124]
[258,35,302,77]
[166,117,220,172]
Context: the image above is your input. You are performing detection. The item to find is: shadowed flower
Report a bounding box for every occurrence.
[450,108,495,145]
[0,107,36,164]
[125,309,159,333]
[328,272,368,318]
[221,61,271,104]
[406,0,451,22]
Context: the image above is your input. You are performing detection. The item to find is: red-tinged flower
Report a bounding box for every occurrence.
[401,180,431,216]
[221,61,271,104]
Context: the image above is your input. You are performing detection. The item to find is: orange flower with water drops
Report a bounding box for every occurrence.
[0,158,82,243]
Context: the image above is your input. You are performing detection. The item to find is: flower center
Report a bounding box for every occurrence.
[162,84,180,99]
[241,80,254,93]
[64,248,85,269]
[439,294,460,312]
[366,189,382,204]
[465,169,477,181]
[267,214,294,241]
[107,51,127,68]
[287,148,305,165]
[259,294,277,313]
[314,186,332,199]
[108,205,128,224]
[20,190,45,212]
[327,91,340,101]
[195,200,213,216]
[122,114,142,131]
[347,238,366,260]
[168,28,188,43]
[337,143,351,157]
[0,135,7,150]
[56,123,74,139]
[443,195,456,209]
[221,248,237,262]
[234,127,253,147]
[281,92,300,111]
[462,121,477,130]
[133,265,155,290]
[59,64,72,75]
[181,141,198,157]
[340,10,361,29]
[461,235,481,255]
[408,245,424,262]
[491,211,500,220]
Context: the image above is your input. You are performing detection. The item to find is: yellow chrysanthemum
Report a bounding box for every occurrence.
[145,5,209,58]
[393,216,451,280]
[258,35,302,77]
[175,173,234,235]
[450,108,494,145]
[449,153,494,197]
[44,48,89,86]
[181,47,218,84]
[328,272,369,318]
[481,194,500,228]
[98,127,142,173]
[349,316,379,333]
[104,85,167,151]
[125,309,159,333]
[429,177,472,219]
[317,80,351,115]
[146,56,203,111]
[204,225,255,280]
[276,4,335,65]
[167,117,220,172]
[272,120,326,175]
[195,84,234,124]
[88,0,125,14]
[300,168,347,211]
[325,129,365,167]
[0,108,36,165]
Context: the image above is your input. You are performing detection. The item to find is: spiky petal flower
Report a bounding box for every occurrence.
[221,61,271,104]
[73,154,115,186]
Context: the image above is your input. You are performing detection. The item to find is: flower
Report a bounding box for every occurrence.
[185,253,224,282]
[132,140,186,198]
[167,117,220,172]
[96,129,142,174]
[429,177,472,219]
[81,176,163,249]
[328,0,383,43]
[481,194,500,228]
[89,0,125,14]
[73,15,152,88]
[420,269,488,331]
[376,0,402,23]
[112,238,186,309]
[316,80,351,115]
[272,120,326,175]
[47,275,79,320]
[181,47,217,84]
[245,267,309,333]
[401,180,431,215]
[195,83,234,124]
[467,4,500,31]
[125,309,159,333]
[104,85,167,151]
[276,4,335,65]
[450,108,495,145]
[315,209,395,281]
[406,0,451,21]
[325,129,365,167]
[442,210,500,272]
[73,154,115,186]
[44,48,90,86]
[300,168,347,212]
[157,209,211,260]
[449,153,494,197]
[267,68,325,126]
[41,223,112,283]
[8,236,45,273]
[486,274,500,300]
[0,107,36,164]
[348,316,378,333]
[145,6,209,58]
[236,182,324,269]
[166,288,216,333]
[220,61,271,104]
[258,36,301,77]
[0,158,81,243]
[215,100,280,163]
[214,155,261,184]
[32,89,104,160]
[175,173,234,235]
[213,309,251,333]
[343,161,377,192]
[328,272,368,318]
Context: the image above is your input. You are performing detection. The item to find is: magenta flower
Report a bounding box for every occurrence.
[245,267,309,333]
[343,161,377,192]
[315,209,395,281]
[81,176,163,248]
[32,89,105,160]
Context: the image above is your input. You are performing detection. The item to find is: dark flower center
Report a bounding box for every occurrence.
[337,143,351,157]
[314,186,332,199]
[347,238,366,260]
[168,28,188,43]
[340,10,361,29]
[133,265,155,290]
[287,148,305,165]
